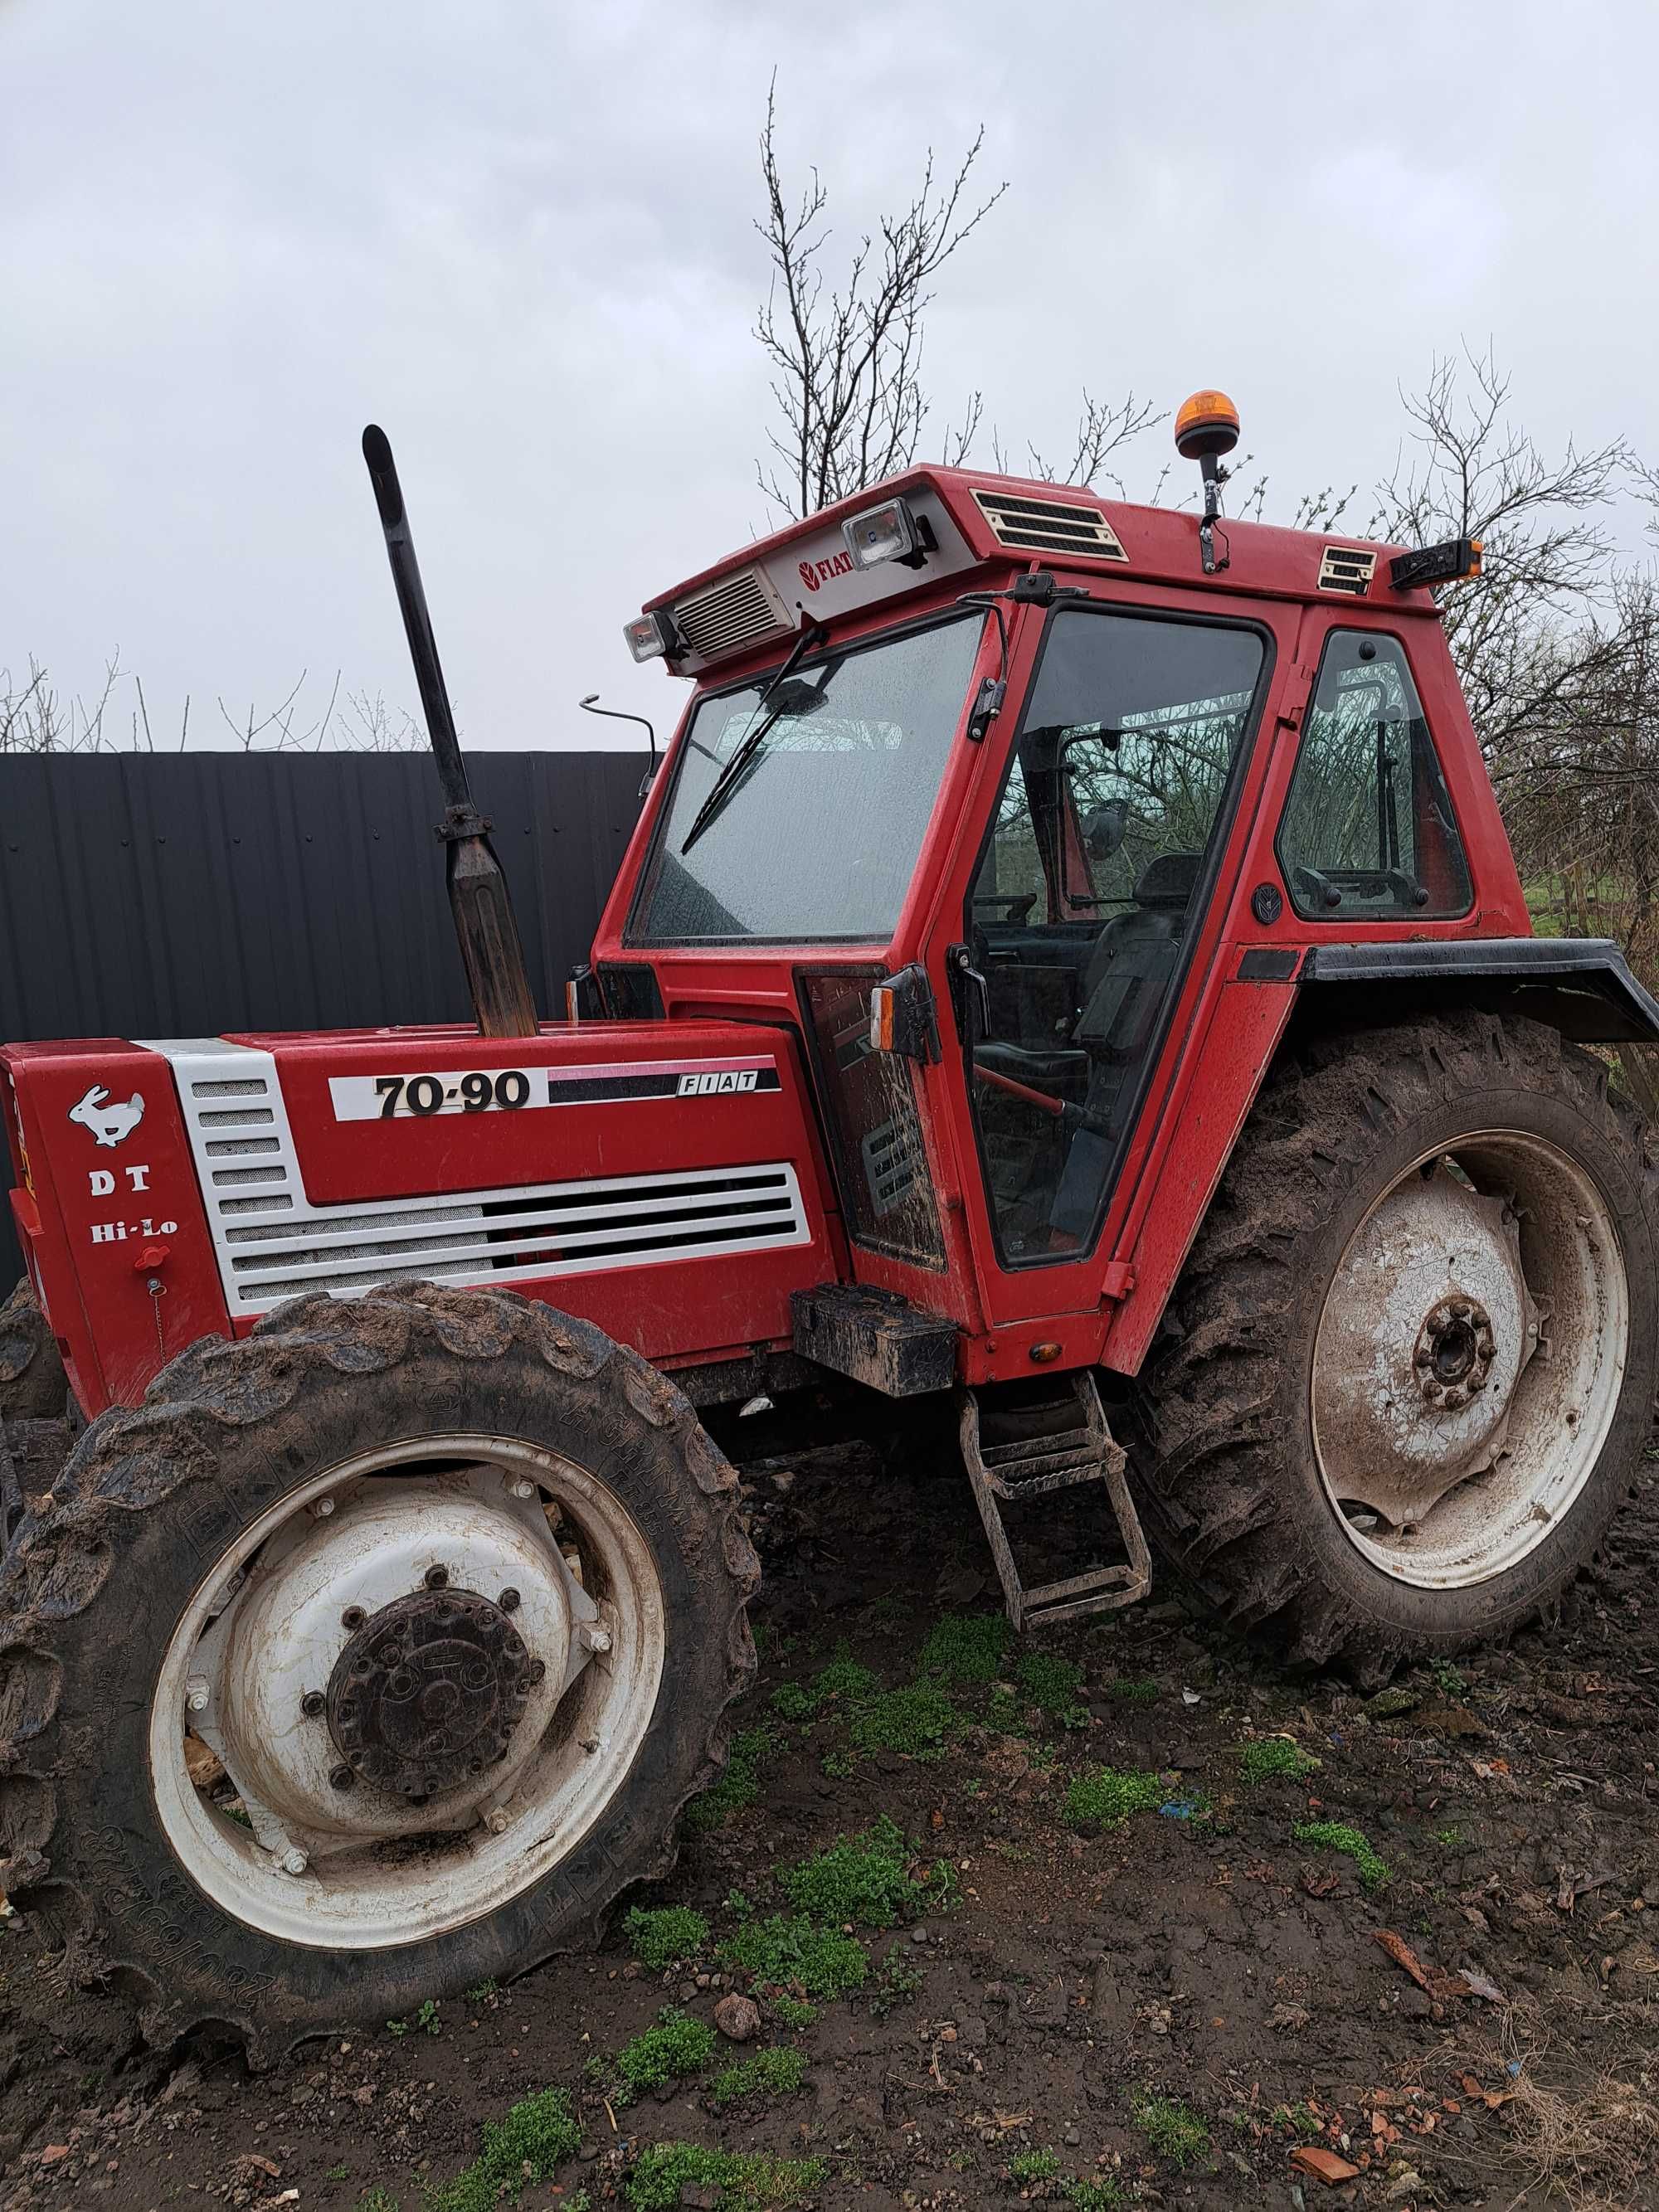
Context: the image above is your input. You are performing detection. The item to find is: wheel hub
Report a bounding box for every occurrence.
[1313,1167,1536,1529]
[328,1588,537,1803]
[1413,1295,1496,1406]
[206,1480,575,1845]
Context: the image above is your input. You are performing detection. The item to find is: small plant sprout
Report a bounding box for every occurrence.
[1292,1818,1390,1889]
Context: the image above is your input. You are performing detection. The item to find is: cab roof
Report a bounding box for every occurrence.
[641,464,1431,678]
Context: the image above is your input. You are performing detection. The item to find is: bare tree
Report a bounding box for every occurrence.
[753,79,1009,518]
[2,658,421,754]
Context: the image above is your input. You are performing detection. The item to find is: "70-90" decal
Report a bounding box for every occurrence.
[328,1060,781,1121]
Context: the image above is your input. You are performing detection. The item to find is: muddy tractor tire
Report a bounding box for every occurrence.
[0,1283,757,2057]
[0,1276,67,1422]
[1129,1012,1658,1680]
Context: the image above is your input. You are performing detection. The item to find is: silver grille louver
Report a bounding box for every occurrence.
[672,566,794,661]
[971,489,1127,562]
[143,1041,810,1315]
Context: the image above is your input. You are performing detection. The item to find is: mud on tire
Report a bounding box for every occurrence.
[1126,1012,1659,1680]
[0,1283,757,2058]
[0,1275,67,1423]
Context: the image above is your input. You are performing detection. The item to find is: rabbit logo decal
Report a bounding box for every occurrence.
[69,1084,146,1149]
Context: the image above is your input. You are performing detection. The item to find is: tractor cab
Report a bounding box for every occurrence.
[592,396,1513,1392]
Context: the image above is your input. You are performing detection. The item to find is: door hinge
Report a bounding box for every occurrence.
[1100,1260,1136,1301]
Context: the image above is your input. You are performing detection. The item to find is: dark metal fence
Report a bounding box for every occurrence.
[0,751,644,1284]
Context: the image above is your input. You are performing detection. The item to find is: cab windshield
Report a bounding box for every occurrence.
[630,614,980,945]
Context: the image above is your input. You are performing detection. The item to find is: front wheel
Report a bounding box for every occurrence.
[0,1284,757,2054]
[1128,1013,1658,1679]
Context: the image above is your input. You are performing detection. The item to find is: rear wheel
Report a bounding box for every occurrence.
[0,1283,757,2055]
[1128,1013,1658,1678]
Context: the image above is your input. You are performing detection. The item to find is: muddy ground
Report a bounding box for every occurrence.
[3,1432,1658,2212]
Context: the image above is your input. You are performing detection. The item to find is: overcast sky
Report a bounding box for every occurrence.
[3,2,1656,755]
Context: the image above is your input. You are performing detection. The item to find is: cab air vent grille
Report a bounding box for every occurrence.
[672,566,793,660]
[1318,545,1378,596]
[972,489,1127,561]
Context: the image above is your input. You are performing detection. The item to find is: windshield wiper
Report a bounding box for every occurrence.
[680,621,830,854]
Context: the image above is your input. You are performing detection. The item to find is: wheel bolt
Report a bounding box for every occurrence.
[509,1479,536,1500]
[499,1587,521,1613]
[342,1605,367,1631]
[300,1690,326,1719]
[329,1764,355,1791]
[425,1564,450,1590]
[528,1658,547,1683]
[579,1621,611,1655]
[280,1847,309,1877]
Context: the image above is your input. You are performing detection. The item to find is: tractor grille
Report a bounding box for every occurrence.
[672,566,793,660]
[144,1042,810,1315]
[1318,545,1378,596]
[971,489,1127,561]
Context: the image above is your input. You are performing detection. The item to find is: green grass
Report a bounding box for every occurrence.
[720,1913,868,1998]
[611,2010,718,2103]
[848,1681,961,1759]
[1009,2146,1060,2182]
[624,1904,710,1971]
[1293,1818,1390,1889]
[709,2046,808,2108]
[1017,1650,1089,1729]
[781,1815,955,1928]
[1237,1738,1318,1786]
[625,2145,826,2210]
[1107,1677,1159,1703]
[687,1725,776,1832]
[357,2192,400,2212]
[1131,2092,1211,2170]
[423,2088,581,2212]
[1062,1766,1168,1832]
[919,1612,1012,1684]
[767,1993,818,2030]
[1065,2180,1129,2210]
[770,1649,880,1723]
[868,1950,925,2016]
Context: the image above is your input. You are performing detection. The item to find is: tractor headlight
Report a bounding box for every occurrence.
[842,496,921,571]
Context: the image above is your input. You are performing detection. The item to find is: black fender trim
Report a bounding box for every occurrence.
[1299,937,1659,1045]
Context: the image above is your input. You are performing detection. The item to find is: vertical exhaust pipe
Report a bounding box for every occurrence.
[361,425,539,1040]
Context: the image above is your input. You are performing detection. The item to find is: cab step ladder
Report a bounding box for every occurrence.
[958,1371,1152,1631]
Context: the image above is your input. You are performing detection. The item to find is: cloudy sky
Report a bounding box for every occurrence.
[2,2,1656,754]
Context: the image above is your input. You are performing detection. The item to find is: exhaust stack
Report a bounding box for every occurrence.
[361,425,539,1040]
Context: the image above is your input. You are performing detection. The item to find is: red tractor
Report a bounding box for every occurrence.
[2,395,1655,2048]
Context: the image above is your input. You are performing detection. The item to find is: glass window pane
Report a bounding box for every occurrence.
[967,610,1266,1264]
[1277,631,1472,920]
[632,617,980,945]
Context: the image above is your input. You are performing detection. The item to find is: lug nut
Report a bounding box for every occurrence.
[509,1479,536,1500]
[579,1621,612,1655]
[329,1764,355,1791]
[482,1806,510,1835]
[425,1564,450,1590]
[499,1587,521,1613]
[280,1847,309,1877]
[186,1675,211,1714]
[341,1605,367,1631]
[311,1496,337,1519]
[300,1690,326,1719]
[527,1658,547,1683]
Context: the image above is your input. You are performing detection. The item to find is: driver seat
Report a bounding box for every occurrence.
[1073,851,1201,1064]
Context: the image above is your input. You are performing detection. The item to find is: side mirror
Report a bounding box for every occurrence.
[1081,798,1129,862]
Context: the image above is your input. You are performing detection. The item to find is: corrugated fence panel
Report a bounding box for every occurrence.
[0,751,644,1283]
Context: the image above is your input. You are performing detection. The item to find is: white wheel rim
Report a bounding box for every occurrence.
[1311,1131,1628,1591]
[149,1435,665,1948]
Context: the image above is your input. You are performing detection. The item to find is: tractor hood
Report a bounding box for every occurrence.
[2,1020,843,1414]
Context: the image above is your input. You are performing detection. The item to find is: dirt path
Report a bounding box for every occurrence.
[4,1438,1658,2211]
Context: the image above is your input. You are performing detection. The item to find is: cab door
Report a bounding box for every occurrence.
[939,593,1286,1328]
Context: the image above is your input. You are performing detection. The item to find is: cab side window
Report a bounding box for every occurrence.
[1277,631,1472,920]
